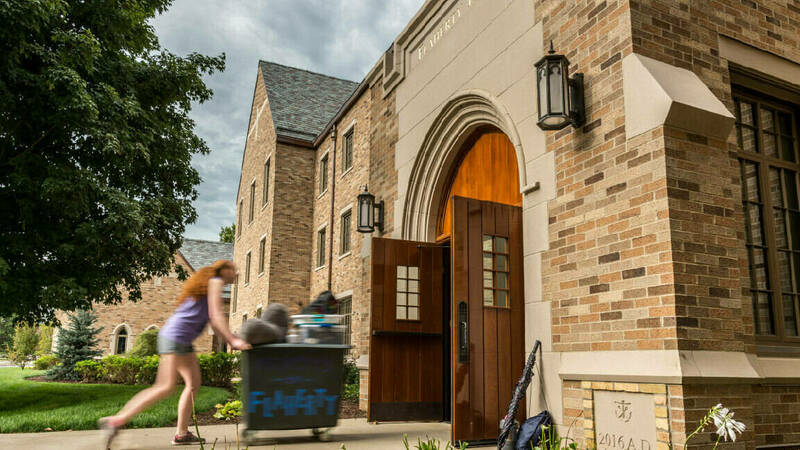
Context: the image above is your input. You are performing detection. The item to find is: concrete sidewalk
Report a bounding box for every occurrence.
[0,419,475,450]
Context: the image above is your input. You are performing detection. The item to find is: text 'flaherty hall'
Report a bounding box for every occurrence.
[230,0,800,448]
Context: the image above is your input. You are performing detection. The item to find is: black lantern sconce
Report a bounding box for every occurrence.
[535,42,585,131]
[357,185,384,234]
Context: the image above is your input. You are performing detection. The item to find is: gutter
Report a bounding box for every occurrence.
[327,125,337,291]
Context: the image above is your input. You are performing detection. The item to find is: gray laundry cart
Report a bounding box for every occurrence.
[240,343,351,442]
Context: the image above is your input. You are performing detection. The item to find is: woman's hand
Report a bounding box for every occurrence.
[230,337,252,351]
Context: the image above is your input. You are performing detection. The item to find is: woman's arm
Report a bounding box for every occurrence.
[207,278,251,350]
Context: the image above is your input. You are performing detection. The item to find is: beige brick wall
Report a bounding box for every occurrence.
[309,91,372,359]
[57,251,216,355]
[231,67,279,331]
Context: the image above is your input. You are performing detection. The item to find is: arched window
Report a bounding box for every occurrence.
[115,328,128,355]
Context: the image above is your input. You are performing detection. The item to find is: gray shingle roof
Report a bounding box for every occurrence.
[179,239,234,271]
[259,61,359,142]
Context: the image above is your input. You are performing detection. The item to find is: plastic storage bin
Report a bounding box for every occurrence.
[240,343,350,442]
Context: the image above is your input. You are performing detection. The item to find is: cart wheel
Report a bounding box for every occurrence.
[312,428,332,442]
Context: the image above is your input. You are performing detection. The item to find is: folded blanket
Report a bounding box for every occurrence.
[241,303,289,345]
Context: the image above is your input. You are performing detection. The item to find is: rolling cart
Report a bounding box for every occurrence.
[240,343,351,443]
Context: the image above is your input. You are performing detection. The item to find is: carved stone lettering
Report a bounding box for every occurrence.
[594,391,657,450]
[414,0,476,63]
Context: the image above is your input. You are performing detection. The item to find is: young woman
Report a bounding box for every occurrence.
[99,260,251,447]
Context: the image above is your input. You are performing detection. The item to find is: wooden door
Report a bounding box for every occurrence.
[368,238,445,422]
[451,196,525,443]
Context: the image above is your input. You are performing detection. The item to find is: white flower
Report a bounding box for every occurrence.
[710,404,746,442]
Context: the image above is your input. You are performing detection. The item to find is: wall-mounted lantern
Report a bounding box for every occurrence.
[535,42,585,131]
[357,185,384,234]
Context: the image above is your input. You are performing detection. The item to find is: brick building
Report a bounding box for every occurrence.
[55,239,233,355]
[232,0,800,447]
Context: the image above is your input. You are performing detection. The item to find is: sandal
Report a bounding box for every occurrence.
[98,417,121,450]
[172,431,206,445]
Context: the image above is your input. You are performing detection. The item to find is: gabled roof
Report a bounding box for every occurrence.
[179,239,234,272]
[259,61,359,142]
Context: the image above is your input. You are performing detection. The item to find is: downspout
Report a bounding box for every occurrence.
[327,124,337,291]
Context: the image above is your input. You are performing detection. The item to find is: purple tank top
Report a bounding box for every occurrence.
[160,294,210,345]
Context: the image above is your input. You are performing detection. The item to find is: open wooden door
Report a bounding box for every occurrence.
[368,238,445,422]
[451,196,525,443]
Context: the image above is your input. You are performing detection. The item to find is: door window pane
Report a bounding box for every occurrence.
[481,235,511,308]
[396,265,420,321]
[784,295,798,336]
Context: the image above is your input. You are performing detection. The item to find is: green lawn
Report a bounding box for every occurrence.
[0,368,230,433]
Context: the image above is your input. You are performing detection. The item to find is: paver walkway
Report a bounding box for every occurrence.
[0,419,478,449]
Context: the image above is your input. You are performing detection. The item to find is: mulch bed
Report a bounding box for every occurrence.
[182,399,366,427]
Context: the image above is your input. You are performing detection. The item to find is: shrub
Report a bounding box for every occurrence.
[103,354,144,385]
[129,329,158,358]
[198,352,239,387]
[6,322,39,369]
[49,310,103,380]
[343,359,359,385]
[342,383,359,402]
[135,355,160,385]
[75,359,105,383]
[33,354,59,370]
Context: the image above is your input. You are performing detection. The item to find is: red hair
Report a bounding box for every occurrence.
[178,260,234,304]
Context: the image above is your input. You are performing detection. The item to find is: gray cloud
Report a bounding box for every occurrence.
[152,0,424,241]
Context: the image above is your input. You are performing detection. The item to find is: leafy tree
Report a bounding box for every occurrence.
[129,328,158,357]
[0,1,225,323]
[0,316,14,353]
[38,325,54,355]
[6,323,40,369]
[49,310,103,380]
[219,224,236,243]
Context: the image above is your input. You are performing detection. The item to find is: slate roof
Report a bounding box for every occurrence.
[179,239,234,271]
[259,61,359,142]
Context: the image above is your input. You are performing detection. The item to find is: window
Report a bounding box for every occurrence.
[343,128,354,172]
[320,153,329,193]
[339,297,352,349]
[483,235,510,308]
[263,158,271,206]
[396,266,420,320]
[258,237,266,274]
[249,181,255,223]
[735,89,800,343]
[237,200,243,236]
[115,328,128,355]
[245,252,251,284]
[317,228,327,268]
[341,210,352,255]
[232,276,238,313]
[256,306,262,318]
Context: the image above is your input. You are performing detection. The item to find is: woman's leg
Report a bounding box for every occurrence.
[107,354,178,426]
[174,353,202,435]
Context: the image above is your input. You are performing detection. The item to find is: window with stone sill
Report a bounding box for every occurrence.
[245,252,251,285]
[343,128,354,173]
[735,85,800,346]
[396,265,420,320]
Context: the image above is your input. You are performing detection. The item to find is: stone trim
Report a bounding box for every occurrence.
[622,53,735,140]
[560,350,800,384]
[719,35,800,88]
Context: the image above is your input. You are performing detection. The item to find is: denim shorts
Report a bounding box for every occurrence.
[157,336,195,355]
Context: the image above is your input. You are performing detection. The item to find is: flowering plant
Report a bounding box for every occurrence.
[685,403,746,448]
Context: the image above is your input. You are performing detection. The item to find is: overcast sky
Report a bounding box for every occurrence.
[152,0,425,241]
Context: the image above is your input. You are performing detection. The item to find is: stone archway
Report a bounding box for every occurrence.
[402,90,528,241]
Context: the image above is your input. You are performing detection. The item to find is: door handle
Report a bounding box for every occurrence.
[457,302,468,363]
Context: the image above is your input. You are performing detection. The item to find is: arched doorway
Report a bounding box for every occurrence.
[436,128,522,241]
[369,127,526,444]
